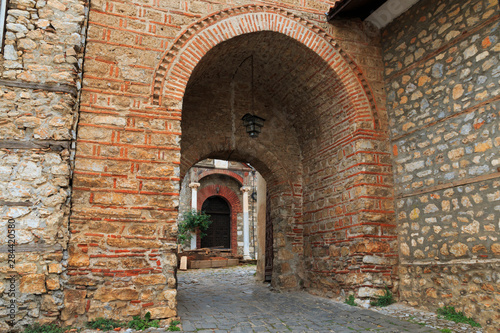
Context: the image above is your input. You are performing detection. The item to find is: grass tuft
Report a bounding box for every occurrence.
[437,306,481,328]
[128,312,160,330]
[87,317,124,330]
[370,287,395,307]
[167,320,181,331]
[344,294,357,306]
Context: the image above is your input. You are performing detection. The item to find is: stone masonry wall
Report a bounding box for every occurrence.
[0,0,88,330]
[382,0,500,329]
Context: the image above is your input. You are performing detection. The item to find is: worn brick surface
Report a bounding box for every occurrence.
[4,0,497,330]
[71,0,390,326]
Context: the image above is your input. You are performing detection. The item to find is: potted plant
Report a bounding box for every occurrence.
[177,210,212,245]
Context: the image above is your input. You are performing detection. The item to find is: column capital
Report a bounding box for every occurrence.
[189,182,201,189]
[240,186,251,193]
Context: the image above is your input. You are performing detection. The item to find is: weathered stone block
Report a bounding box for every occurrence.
[358,287,385,298]
[68,248,90,267]
[63,289,87,315]
[41,294,60,312]
[19,274,46,294]
[94,287,139,302]
[148,306,177,319]
[133,274,167,286]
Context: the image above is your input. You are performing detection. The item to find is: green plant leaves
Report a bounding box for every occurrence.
[86,312,161,331]
[437,306,481,328]
[178,210,213,244]
[128,312,160,330]
[344,294,357,306]
[370,287,395,307]
[167,320,181,331]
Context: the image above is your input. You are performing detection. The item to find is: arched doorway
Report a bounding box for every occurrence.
[201,196,231,249]
[172,10,394,290]
[69,4,394,324]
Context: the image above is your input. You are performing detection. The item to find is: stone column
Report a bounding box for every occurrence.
[189,182,201,250]
[241,186,251,259]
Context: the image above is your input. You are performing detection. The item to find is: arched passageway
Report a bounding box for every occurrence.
[68,5,394,325]
[177,14,394,292]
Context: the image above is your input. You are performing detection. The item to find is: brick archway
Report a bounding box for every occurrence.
[69,1,395,324]
[152,4,380,130]
[198,169,244,185]
[174,5,395,294]
[197,185,242,255]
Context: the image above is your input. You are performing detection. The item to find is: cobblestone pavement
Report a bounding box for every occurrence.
[176,265,441,333]
[80,265,481,333]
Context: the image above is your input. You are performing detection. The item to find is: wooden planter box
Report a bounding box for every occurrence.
[227,259,239,266]
[189,260,212,269]
[187,258,240,269]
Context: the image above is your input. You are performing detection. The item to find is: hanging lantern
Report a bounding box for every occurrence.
[242,113,265,138]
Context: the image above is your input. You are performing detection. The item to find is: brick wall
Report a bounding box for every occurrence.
[1,0,398,328]
[72,0,392,324]
[382,0,500,329]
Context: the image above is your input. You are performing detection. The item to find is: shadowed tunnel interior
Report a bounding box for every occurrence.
[180,31,393,291]
[181,31,351,181]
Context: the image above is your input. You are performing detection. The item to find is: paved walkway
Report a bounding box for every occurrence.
[177,265,439,333]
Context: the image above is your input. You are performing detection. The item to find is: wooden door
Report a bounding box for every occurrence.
[201,196,231,249]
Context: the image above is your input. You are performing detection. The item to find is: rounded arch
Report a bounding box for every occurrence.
[198,169,244,186]
[197,185,242,254]
[151,4,380,130]
[197,185,242,213]
[164,4,394,292]
[180,149,297,200]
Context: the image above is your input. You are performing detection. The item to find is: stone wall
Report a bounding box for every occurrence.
[302,18,395,302]
[0,0,88,330]
[382,0,500,329]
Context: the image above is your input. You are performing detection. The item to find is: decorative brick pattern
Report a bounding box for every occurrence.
[198,169,244,185]
[73,1,392,325]
[152,4,381,130]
